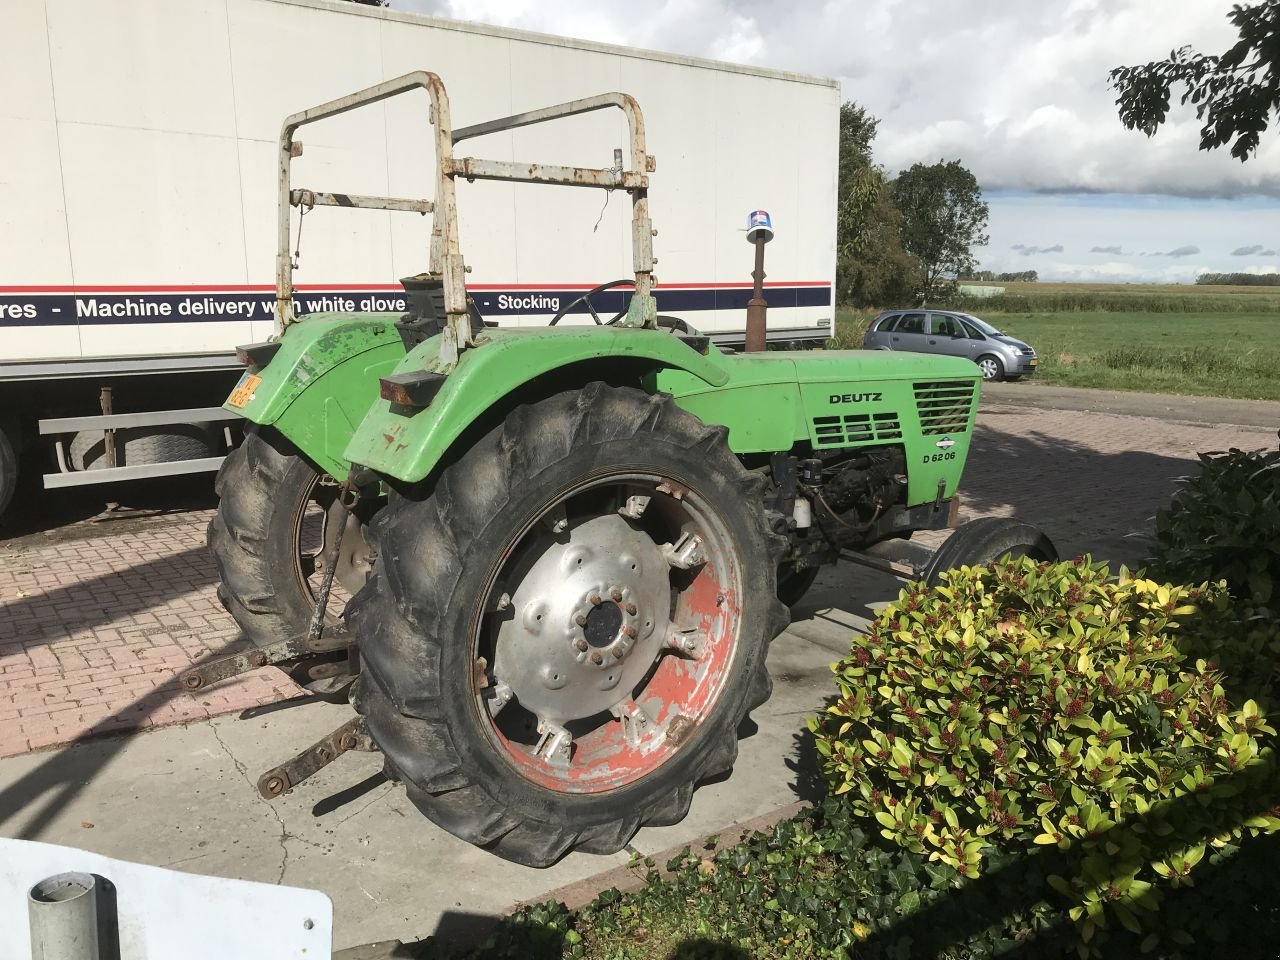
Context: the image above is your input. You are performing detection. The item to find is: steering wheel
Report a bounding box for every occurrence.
[548,279,636,326]
[546,278,700,337]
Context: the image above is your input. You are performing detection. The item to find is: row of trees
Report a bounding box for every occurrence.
[835,104,989,307]
[1196,272,1280,286]
[961,270,1039,283]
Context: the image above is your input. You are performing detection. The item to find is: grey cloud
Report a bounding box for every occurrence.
[1090,245,1124,255]
[1265,249,1278,256]
[1232,245,1265,255]
[1146,245,1200,257]
[1012,243,1063,256]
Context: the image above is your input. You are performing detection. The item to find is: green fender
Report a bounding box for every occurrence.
[344,326,734,483]
[223,313,404,479]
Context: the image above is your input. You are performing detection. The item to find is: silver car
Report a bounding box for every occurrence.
[862,309,1038,381]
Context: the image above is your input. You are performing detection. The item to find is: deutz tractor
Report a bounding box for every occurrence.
[184,72,1055,867]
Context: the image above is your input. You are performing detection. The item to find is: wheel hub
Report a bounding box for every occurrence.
[494,513,671,724]
[583,602,623,648]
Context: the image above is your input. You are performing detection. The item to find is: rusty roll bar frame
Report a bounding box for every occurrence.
[275,71,658,363]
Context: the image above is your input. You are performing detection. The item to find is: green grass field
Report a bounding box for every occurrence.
[832,283,1280,401]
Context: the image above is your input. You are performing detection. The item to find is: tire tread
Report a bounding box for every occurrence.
[352,384,787,867]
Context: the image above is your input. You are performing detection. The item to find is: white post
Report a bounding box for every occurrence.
[27,873,100,960]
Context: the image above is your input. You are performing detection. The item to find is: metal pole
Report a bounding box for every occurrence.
[744,234,768,352]
[28,872,100,960]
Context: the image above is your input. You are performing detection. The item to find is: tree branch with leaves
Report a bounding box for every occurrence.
[1110,0,1280,161]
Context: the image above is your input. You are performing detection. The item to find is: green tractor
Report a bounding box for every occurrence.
[185,72,1055,867]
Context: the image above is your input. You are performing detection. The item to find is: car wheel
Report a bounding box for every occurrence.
[977,355,1004,381]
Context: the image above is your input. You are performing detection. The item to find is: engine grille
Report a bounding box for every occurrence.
[913,380,977,436]
[811,411,903,446]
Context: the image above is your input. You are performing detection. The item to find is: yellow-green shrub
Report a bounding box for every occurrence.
[811,557,1280,947]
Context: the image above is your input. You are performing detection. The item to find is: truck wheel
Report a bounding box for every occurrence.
[923,517,1057,585]
[208,428,374,649]
[0,416,19,518]
[350,383,788,867]
[777,563,820,608]
[69,424,215,471]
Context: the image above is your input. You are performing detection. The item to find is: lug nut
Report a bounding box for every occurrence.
[575,613,587,626]
[622,625,638,639]
[590,651,603,665]
[575,638,589,652]
[610,588,623,602]
[625,602,637,616]
[590,594,603,606]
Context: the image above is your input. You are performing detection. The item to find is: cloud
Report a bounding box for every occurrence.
[1145,245,1200,257]
[1090,245,1124,254]
[1232,244,1265,255]
[1011,243,1064,255]
[396,0,1280,198]
[1266,249,1279,256]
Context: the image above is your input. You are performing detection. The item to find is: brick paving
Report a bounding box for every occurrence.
[0,511,297,759]
[1,404,1276,759]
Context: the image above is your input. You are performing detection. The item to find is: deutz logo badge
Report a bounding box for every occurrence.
[936,437,956,449]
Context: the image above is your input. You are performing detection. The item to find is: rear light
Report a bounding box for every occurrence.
[235,341,283,368]
[379,371,446,408]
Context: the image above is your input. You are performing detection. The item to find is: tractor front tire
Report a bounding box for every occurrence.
[208,428,348,648]
[350,383,788,867]
[923,517,1058,585]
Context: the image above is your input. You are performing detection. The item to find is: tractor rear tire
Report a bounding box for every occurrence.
[208,428,360,649]
[923,517,1058,585]
[349,383,788,867]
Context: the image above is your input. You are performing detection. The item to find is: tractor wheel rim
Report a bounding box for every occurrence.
[473,473,743,794]
[293,474,372,605]
[292,472,337,602]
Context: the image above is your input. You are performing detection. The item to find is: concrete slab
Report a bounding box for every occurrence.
[0,577,873,950]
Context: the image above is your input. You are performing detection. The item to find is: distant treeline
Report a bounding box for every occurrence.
[960,270,1039,283]
[1196,273,1280,286]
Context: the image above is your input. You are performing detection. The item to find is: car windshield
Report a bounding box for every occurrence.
[960,314,1004,336]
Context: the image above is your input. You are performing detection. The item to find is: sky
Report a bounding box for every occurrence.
[393,0,1280,283]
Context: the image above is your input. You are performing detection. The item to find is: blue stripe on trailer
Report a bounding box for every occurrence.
[0,285,832,327]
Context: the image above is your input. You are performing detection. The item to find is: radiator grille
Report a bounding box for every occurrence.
[810,411,903,446]
[913,380,977,436]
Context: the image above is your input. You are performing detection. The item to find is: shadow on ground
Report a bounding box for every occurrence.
[339,910,755,959]
[0,474,217,543]
[962,421,1195,567]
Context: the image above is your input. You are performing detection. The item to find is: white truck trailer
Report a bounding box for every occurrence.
[0,0,840,518]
